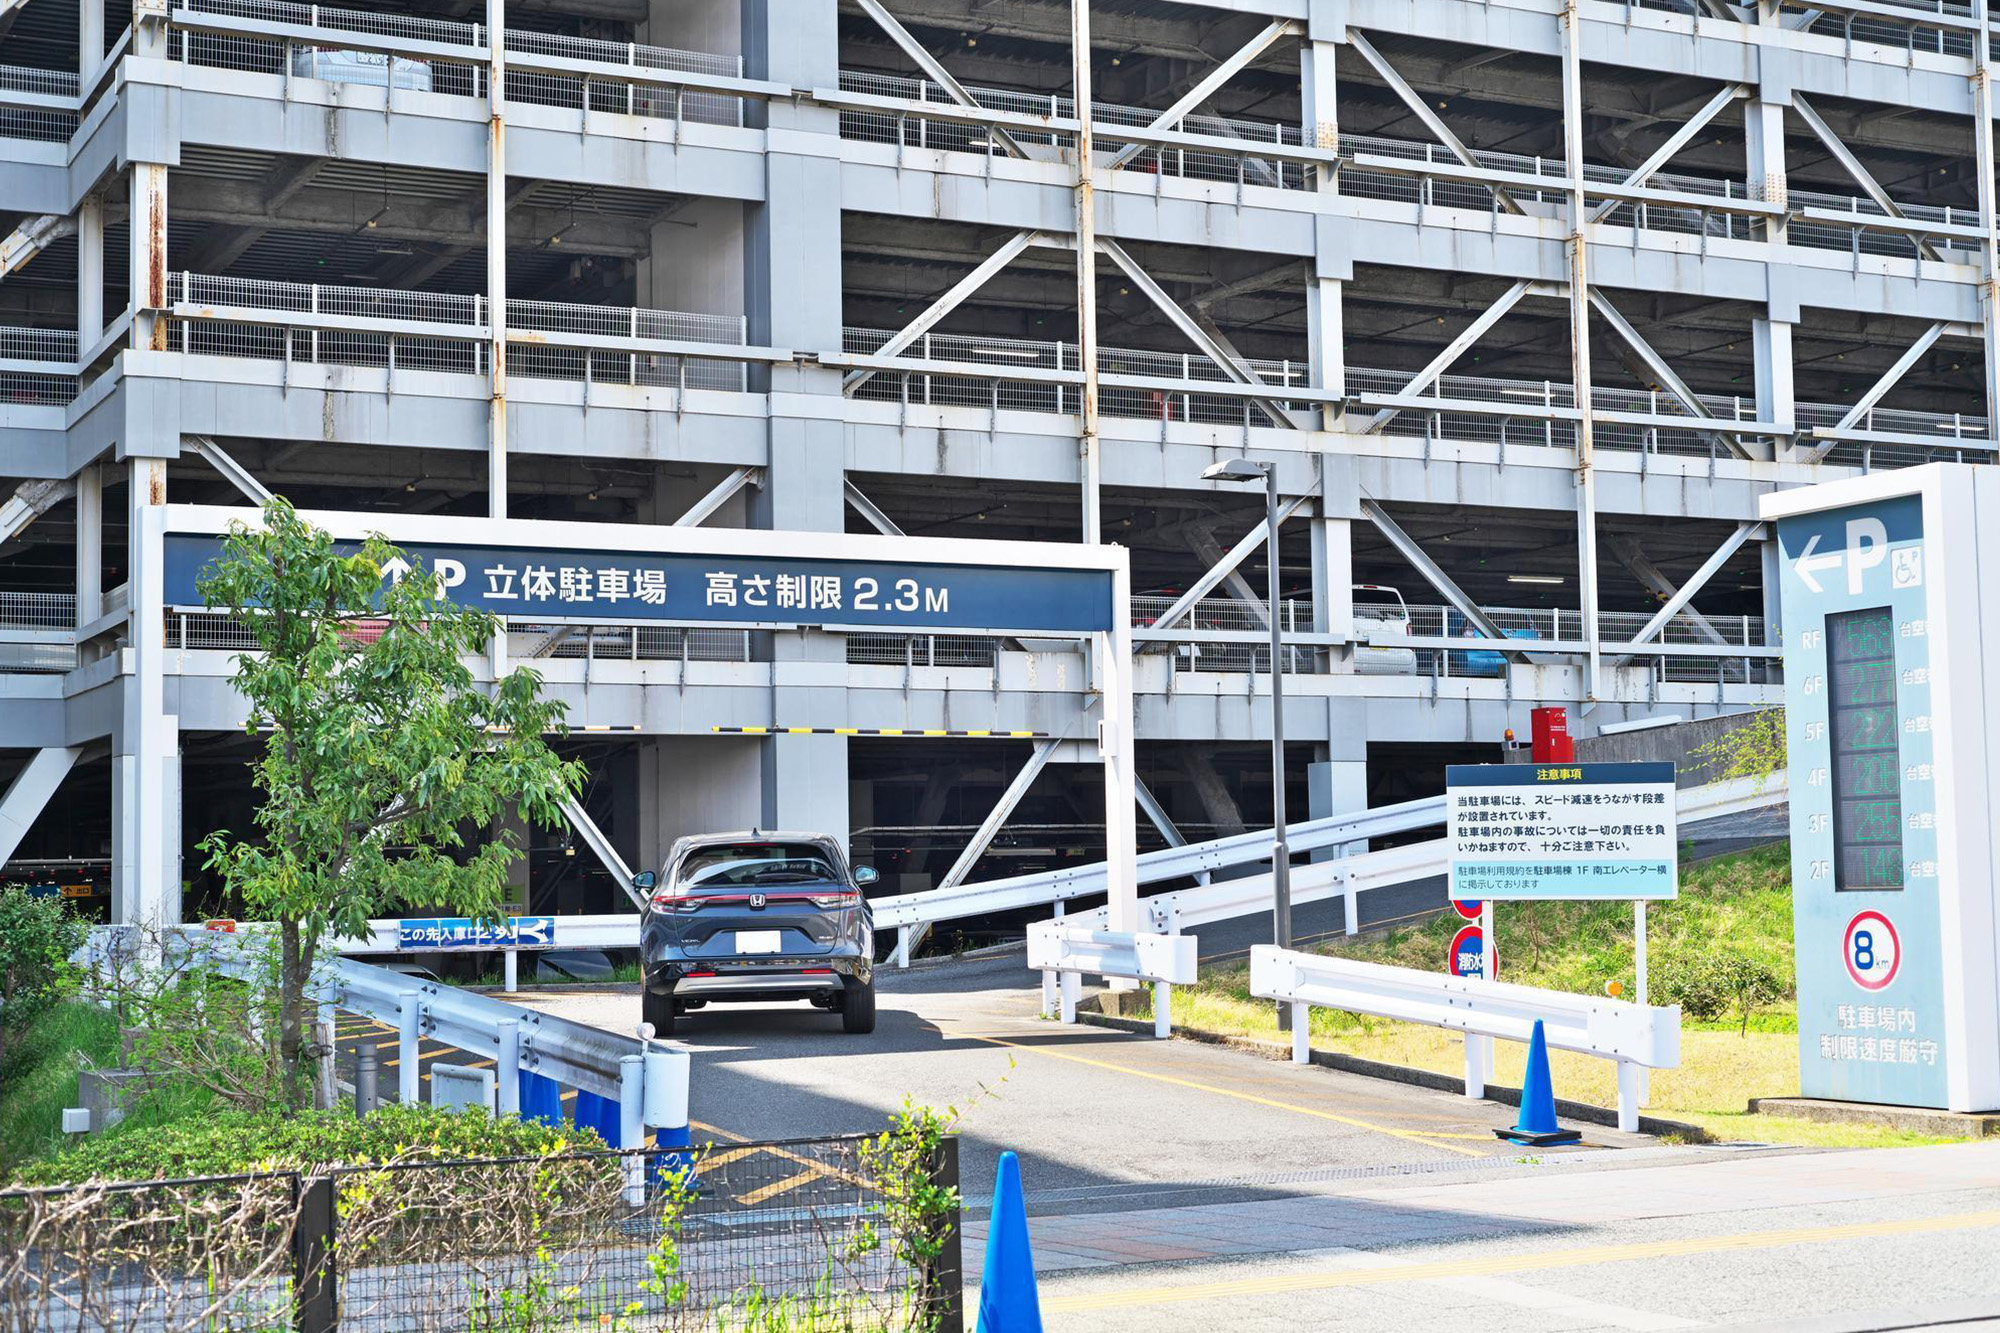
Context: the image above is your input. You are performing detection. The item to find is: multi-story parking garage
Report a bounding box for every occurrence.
[0,0,1975,928]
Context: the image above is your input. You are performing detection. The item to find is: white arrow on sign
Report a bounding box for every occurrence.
[1794,533,1842,595]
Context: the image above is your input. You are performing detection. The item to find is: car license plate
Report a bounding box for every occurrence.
[736,931,782,954]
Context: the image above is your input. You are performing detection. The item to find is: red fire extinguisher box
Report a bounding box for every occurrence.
[1530,706,1575,762]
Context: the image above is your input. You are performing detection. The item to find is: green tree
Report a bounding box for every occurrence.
[1691,707,1786,789]
[197,499,583,1111]
[0,883,85,1088]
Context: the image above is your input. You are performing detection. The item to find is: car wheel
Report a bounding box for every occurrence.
[841,979,877,1035]
[644,987,676,1038]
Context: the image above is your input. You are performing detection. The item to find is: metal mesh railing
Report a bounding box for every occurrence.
[845,632,1002,668]
[166,0,745,123]
[0,590,78,629]
[0,371,80,406]
[843,325,1990,470]
[517,622,754,663]
[167,274,753,392]
[0,1138,959,1333]
[837,68,1310,189]
[0,326,80,363]
[0,104,80,143]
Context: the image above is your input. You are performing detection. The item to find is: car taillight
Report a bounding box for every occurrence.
[651,893,702,913]
[809,891,859,908]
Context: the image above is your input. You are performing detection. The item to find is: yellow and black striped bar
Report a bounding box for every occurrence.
[711,726,1049,739]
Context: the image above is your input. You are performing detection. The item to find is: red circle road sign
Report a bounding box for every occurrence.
[1449,924,1494,978]
[1452,899,1482,921]
[1843,910,1902,991]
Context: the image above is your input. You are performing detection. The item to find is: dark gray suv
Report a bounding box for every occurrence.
[636,832,878,1037]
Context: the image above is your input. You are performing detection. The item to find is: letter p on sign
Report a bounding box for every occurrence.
[1847,517,1888,594]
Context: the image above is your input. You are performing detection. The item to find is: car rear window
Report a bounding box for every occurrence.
[679,843,840,889]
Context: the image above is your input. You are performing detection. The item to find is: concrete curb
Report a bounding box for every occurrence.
[1076,1004,1715,1143]
[1748,1096,2000,1139]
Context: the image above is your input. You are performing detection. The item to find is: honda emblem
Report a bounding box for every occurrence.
[749,893,767,909]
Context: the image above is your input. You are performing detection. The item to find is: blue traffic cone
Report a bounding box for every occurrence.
[975,1152,1042,1333]
[1494,1019,1582,1146]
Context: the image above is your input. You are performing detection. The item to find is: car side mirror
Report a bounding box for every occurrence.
[632,870,656,891]
[853,866,879,887]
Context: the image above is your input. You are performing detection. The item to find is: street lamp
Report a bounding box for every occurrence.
[1200,459,1293,1026]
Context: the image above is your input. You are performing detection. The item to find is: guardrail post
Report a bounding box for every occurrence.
[1152,980,1171,1039]
[1342,869,1359,936]
[895,924,911,968]
[497,1018,520,1116]
[397,990,420,1104]
[1464,1035,1486,1100]
[291,1173,336,1333]
[619,1053,646,1204]
[1291,1004,1311,1063]
[1615,1061,1640,1133]
[1058,971,1080,1024]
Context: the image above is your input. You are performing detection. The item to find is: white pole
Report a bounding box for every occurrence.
[1635,899,1650,1106]
[1153,980,1171,1039]
[1291,1003,1311,1063]
[397,991,421,1105]
[1616,1060,1641,1133]
[619,1054,646,1204]
[1465,899,1495,1098]
[497,1018,520,1116]
[504,948,518,992]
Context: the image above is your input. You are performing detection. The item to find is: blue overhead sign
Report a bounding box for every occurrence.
[162,535,1117,634]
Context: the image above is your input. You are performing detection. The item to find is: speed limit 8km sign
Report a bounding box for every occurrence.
[1843,910,1901,991]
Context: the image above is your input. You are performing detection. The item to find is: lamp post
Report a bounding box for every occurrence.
[1200,459,1292,1028]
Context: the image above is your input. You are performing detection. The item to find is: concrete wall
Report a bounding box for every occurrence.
[1506,709,1779,787]
[636,735,764,872]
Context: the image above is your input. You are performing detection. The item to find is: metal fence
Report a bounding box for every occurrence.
[167,273,753,393]
[842,324,1989,470]
[0,1136,963,1332]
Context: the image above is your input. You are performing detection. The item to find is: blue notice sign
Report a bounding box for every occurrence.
[1446,762,1679,901]
[162,535,1116,634]
[398,915,558,951]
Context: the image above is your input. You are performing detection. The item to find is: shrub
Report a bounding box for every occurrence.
[1654,951,1788,1035]
[12,1101,604,1186]
[0,885,86,1077]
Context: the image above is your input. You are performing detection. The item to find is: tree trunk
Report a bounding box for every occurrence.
[278,919,309,1113]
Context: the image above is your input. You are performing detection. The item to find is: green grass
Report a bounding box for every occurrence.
[1149,844,1957,1148]
[0,1001,230,1176]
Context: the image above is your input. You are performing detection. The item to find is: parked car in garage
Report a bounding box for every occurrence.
[1351,584,1418,675]
[637,832,878,1037]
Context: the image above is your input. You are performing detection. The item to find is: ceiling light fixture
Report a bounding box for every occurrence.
[1506,574,1566,585]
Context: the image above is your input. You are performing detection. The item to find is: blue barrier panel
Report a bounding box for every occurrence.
[519,1070,565,1128]
[573,1088,620,1145]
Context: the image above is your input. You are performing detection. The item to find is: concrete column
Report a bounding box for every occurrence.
[1311,517,1354,674]
[128,165,168,351]
[114,458,179,927]
[1752,316,1795,450]
[637,736,764,859]
[79,0,103,84]
[1744,98,1788,246]
[77,194,102,347]
[1306,277,1344,429]
[1760,536,1783,652]
[75,464,101,627]
[1300,38,1339,190]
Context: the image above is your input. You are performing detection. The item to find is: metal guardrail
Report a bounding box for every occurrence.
[1027,924,1196,1035]
[1251,944,1680,1131]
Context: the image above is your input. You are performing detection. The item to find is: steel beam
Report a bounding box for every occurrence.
[843,480,907,536]
[1816,323,1951,456]
[1361,281,1532,433]
[671,465,763,528]
[1586,292,1757,460]
[185,436,275,506]
[1359,497,1515,650]
[0,214,77,281]
[1346,31,1525,216]
[1098,239,1307,429]
[1791,94,1943,263]
[0,747,82,868]
[1106,18,1303,170]
[1150,491,1316,635]
[902,738,1060,963]
[1587,84,1751,224]
[853,0,1030,159]
[1618,522,1764,653]
[1186,525,1273,630]
[1074,0,1102,544]
[843,230,1045,393]
[1560,0,1601,702]
[1136,775,1210,887]
[0,479,77,547]
[558,795,646,910]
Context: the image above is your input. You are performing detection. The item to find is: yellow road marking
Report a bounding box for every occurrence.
[738,1168,824,1206]
[1042,1208,2000,1314]
[690,1120,875,1190]
[962,1033,1486,1158]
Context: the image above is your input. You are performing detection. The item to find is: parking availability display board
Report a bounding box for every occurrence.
[1776,492,1947,1107]
[1446,762,1678,901]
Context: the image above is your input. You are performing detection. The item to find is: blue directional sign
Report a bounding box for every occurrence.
[162,535,1116,634]
[1776,493,1947,1107]
[397,915,558,951]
